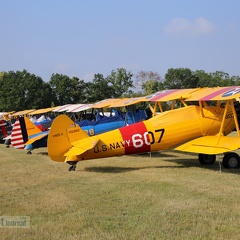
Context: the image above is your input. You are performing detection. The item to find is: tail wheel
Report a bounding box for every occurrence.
[198,154,216,165]
[222,152,240,169]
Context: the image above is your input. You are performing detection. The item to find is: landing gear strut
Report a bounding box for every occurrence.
[198,153,216,165]
[68,162,77,171]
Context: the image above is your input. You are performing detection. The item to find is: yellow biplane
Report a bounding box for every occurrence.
[47,86,240,171]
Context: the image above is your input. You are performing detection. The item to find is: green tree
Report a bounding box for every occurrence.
[209,71,231,87]
[49,74,86,105]
[0,72,5,80]
[0,70,53,111]
[106,68,134,97]
[194,70,212,87]
[191,70,238,87]
[141,79,164,95]
[231,75,240,85]
[164,68,199,89]
[85,73,112,103]
[135,70,162,93]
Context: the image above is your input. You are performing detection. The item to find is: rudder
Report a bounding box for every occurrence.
[47,114,89,162]
[11,117,29,149]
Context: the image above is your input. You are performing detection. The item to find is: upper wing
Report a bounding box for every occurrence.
[66,103,92,113]
[91,99,121,108]
[185,86,240,101]
[141,86,240,102]
[108,97,146,107]
[52,104,73,112]
[11,109,36,117]
[143,88,199,102]
[175,135,240,154]
[28,107,57,115]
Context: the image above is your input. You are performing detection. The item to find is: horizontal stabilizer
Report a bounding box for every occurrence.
[64,138,99,159]
[175,135,240,154]
[3,135,11,140]
[25,132,49,145]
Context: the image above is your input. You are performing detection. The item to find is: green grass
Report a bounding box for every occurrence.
[0,144,240,239]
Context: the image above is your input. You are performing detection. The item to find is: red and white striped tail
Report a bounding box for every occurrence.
[11,119,25,149]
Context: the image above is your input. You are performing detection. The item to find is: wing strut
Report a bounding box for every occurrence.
[230,100,240,137]
[217,99,240,141]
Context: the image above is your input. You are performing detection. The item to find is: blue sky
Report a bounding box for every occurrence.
[1,0,240,82]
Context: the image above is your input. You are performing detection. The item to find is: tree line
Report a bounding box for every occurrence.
[0,68,240,112]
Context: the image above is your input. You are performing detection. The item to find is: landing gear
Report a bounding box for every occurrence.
[68,162,77,171]
[5,139,11,148]
[222,152,240,169]
[68,165,76,171]
[27,150,32,155]
[198,152,240,169]
[198,153,216,165]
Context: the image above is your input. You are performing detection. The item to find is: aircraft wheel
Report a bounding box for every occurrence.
[27,151,32,155]
[198,154,216,165]
[6,145,10,148]
[222,152,240,169]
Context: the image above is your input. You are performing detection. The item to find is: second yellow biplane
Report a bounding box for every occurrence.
[48,86,240,171]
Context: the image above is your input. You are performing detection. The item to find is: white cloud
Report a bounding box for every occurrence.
[163,17,215,36]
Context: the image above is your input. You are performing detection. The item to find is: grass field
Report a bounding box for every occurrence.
[0,144,240,240]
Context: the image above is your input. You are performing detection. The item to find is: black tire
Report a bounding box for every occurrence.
[198,154,216,165]
[222,152,240,169]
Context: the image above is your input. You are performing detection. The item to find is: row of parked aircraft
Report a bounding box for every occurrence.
[0,96,154,152]
[2,86,240,171]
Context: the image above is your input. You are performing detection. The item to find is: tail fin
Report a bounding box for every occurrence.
[11,116,42,149]
[47,114,89,162]
[11,117,28,149]
[24,116,42,136]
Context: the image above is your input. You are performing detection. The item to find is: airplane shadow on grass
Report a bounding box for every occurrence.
[83,151,240,175]
[37,152,49,156]
[83,153,200,174]
[34,150,239,175]
[84,164,187,174]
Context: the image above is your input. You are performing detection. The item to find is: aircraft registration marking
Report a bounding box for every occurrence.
[94,141,125,153]
[119,122,150,154]
[84,128,95,136]
[52,133,63,137]
[93,127,165,154]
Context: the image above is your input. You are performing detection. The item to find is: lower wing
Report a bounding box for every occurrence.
[175,135,240,154]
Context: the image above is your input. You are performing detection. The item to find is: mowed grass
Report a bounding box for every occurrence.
[0,144,240,240]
